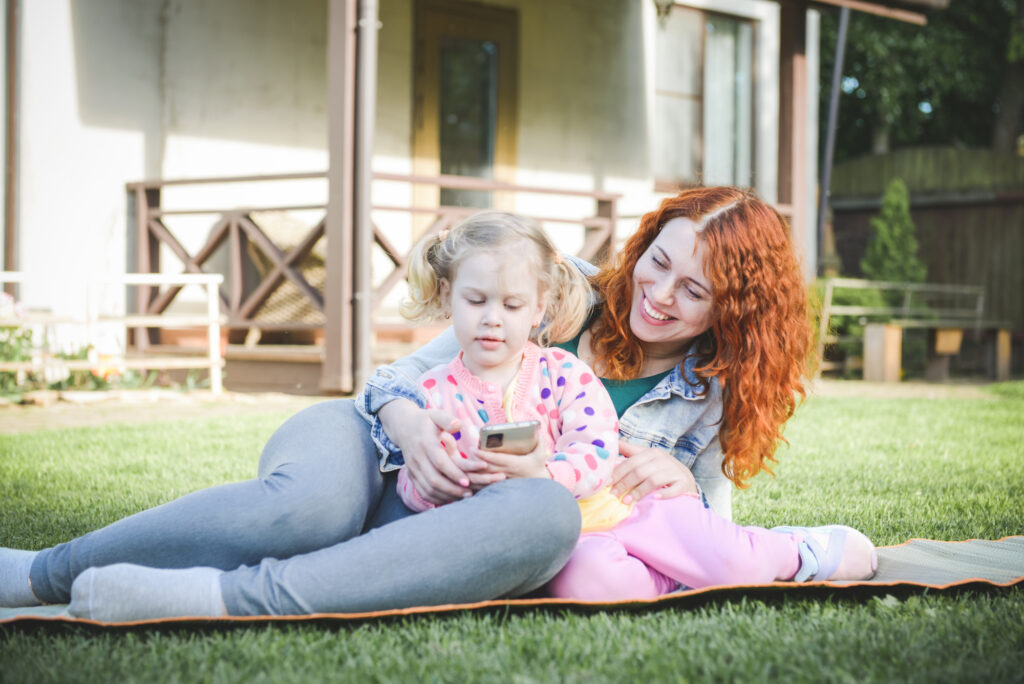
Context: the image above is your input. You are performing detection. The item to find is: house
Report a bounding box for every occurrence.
[1,0,940,393]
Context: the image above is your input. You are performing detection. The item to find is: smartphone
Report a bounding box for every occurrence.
[478,420,540,455]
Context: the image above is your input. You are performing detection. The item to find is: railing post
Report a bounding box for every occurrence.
[133,186,161,353]
[207,277,223,395]
[594,197,617,266]
[816,278,835,377]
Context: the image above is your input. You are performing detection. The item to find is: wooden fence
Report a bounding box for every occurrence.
[830,148,1024,333]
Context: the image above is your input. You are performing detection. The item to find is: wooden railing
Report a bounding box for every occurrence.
[0,272,224,394]
[126,171,619,348]
[368,173,618,308]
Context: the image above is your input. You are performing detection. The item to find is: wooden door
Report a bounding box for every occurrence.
[413,0,518,212]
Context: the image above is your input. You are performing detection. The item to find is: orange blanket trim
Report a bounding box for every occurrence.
[2,537,1021,629]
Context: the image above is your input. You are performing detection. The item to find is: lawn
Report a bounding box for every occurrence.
[1,385,1023,683]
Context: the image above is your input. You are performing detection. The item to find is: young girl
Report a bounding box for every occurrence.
[398,211,877,600]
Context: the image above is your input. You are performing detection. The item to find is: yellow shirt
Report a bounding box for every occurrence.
[577,487,633,533]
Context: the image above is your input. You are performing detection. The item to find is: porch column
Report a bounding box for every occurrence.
[353,0,379,392]
[323,0,378,394]
[322,0,357,393]
[3,0,19,292]
[778,1,810,275]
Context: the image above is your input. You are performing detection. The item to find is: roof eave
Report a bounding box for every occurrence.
[803,0,949,25]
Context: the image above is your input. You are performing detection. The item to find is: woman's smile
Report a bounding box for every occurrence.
[640,294,675,324]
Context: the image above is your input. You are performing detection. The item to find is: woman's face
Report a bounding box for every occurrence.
[629,217,714,357]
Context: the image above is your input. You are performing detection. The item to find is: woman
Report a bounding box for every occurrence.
[390,185,810,521]
[0,187,813,620]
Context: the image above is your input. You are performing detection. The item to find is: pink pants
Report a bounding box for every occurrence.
[547,493,802,601]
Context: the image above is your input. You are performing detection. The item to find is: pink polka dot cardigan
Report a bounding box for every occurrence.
[397,342,621,511]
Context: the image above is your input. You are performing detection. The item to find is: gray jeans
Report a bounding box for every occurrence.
[29,400,581,614]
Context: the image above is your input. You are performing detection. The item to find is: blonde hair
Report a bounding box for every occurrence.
[401,211,590,346]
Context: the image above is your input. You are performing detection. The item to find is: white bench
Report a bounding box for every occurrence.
[817,277,1012,382]
[0,272,224,394]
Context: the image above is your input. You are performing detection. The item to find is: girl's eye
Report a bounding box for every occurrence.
[505,303,523,311]
[467,298,484,306]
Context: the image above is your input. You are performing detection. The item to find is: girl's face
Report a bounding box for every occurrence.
[441,248,547,382]
[629,217,714,357]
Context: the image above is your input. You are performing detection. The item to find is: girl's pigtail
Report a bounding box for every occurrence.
[535,255,590,346]
[400,231,446,322]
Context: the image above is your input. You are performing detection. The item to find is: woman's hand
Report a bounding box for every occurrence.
[474,442,551,482]
[378,399,479,505]
[611,440,698,503]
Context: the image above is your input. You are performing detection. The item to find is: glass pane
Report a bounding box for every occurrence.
[655,6,702,96]
[703,15,753,186]
[439,37,497,208]
[653,7,703,184]
[654,96,701,183]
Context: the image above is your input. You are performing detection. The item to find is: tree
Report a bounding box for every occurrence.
[991,0,1024,151]
[819,1,1020,162]
[860,178,926,285]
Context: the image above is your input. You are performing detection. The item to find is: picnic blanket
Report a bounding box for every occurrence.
[2,536,1021,629]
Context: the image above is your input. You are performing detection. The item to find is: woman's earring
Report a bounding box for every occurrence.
[444,311,451,319]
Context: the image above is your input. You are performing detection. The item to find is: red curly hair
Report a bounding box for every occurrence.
[589,187,813,487]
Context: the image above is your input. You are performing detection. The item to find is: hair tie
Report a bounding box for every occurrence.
[553,252,563,266]
[437,229,450,242]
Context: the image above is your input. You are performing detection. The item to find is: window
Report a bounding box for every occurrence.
[654,7,754,188]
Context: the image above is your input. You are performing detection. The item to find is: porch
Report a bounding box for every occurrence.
[126,171,620,394]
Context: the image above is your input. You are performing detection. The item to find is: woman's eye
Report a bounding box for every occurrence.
[652,256,667,269]
[683,285,705,300]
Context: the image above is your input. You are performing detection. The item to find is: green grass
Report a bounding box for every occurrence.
[2,389,1024,683]
[988,380,1024,401]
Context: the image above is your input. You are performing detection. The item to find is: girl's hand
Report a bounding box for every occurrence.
[474,441,551,482]
[379,399,478,505]
[611,440,698,503]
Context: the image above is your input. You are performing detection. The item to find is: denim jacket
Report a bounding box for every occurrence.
[354,257,732,520]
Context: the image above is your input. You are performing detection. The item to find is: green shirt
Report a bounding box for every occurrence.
[553,334,671,418]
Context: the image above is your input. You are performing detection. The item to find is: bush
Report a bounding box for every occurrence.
[0,292,115,397]
[859,178,929,375]
[861,178,927,296]
[0,292,34,393]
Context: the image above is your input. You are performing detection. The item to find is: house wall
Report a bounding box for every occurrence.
[14,0,815,332]
[155,0,330,313]
[17,0,330,328]
[17,0,163,345]
[371,0,804,283]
